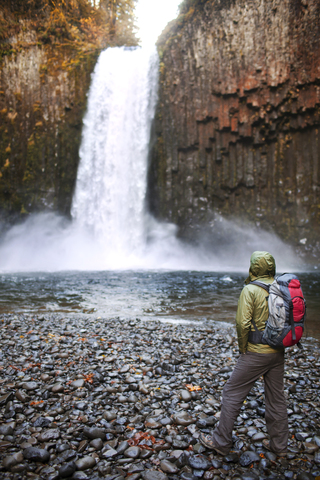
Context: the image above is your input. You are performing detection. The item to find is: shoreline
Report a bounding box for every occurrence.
[0,314,319,479]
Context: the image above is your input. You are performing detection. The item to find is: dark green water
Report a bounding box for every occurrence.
[0,271,319,340]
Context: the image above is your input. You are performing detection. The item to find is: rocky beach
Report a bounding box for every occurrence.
[0,314,319,480]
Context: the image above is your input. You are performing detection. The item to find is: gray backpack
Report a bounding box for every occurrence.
[248,274,306,348]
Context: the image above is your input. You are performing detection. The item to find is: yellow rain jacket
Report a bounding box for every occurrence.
[236,251,283,354]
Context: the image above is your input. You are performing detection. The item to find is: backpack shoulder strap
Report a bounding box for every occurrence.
[247,281,270,345]
[249,280,270,293]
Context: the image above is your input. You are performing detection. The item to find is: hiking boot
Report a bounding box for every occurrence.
[199,433,228,455]
[262,439,287,457]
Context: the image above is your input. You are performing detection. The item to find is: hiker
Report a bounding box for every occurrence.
[200,251,288,457]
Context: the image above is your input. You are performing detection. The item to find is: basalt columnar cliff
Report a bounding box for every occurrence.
[0,35,98,222]
[150,0,320,255]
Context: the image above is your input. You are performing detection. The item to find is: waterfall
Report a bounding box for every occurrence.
[71,46,159,257]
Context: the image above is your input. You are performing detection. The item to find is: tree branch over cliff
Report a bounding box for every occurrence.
[0,0,138,57]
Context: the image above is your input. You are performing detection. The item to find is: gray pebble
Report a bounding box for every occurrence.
[23,447,50,463]
[75,455,96,470]
[124,446,141,458]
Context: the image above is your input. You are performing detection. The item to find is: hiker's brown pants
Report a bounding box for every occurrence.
[211,351,288,454]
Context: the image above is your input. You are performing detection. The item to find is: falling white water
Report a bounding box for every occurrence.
[71,46,159,257]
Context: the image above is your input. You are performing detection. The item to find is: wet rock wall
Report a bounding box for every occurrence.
[150,0,320,252]
[0,26,98,224]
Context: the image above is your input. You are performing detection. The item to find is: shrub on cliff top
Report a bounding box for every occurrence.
[0,0,138,54]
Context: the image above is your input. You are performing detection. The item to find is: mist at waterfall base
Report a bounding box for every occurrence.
[0,46,302,273]
[0,210,300,272]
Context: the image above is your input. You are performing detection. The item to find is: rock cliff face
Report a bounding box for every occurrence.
[150,0,320,255]
[0,26,98,224]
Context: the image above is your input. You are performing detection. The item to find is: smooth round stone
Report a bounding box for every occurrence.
[239,451,260,466]
[128,394,138,403]
[56,444,70,454]
[224,452,239,463]
[193,470,205,478]
[72,379,85,388]
[174,412,196,426]
[252,432,266,441]
[203,471,216,480]
[193,444,206,454]
[259,457,270,470]
[90,438,103,450]
[170,450,184,459]
[23,447,50,463]
[211,459,222,469]
[140,449,153,459]
[176,451,191,468]
[296,475,314,480]
[83,427,106,440]
[57,352,69,358]
[15,390,27,402]
[75,456,96,471]
[295,432,310,441]
[172,439,189,449]
[264,451,277,462]
[189,454,211,470]
[39,466,56,478]
[117,441,129,454]
[52,383,64,393]
[160,417,172,426]
[127,464,145,473]
[125,376,137,384]
[34,417,51,428]
[118,395,128,403]
[139,384,149,394]
[145,419,162,429]
[234,438,244,450]
[116,417,127,425]
[120,365,130,373]
[21,382,38,390]
[303,442,319,453]
[196,419,207,428]
[10,464,27,474]
[141,471,168,480]
[241,473,259,480]
[180,473,196,480]
[315,451,320,464]
[59,461,76,478]
[180,390,192,402]
[0,425,14,436]
[101,447,118,458]
[3,452,23,471]
[160,460,179,473]
[103,410,117,421]
[37,428,60,442]
[58,449,77,462]
[124,446,141,458]
[72,472,89,479]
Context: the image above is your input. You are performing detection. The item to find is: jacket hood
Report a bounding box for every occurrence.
[245,251,276,284]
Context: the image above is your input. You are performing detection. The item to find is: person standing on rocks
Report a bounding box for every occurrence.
[199,251,288,457]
